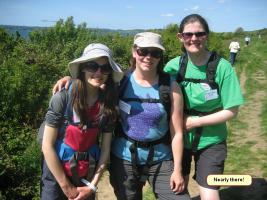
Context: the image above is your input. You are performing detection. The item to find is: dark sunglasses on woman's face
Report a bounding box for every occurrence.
[181,32,207,39]
[83,61,112,75]
[136,48,162,59]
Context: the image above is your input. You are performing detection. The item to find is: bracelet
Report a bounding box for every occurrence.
[81,178,98,192]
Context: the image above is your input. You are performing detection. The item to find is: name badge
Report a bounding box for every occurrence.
[73,109,80,123]
[119,100,131,114]
[201,83,211,91]
[205,89,219,101]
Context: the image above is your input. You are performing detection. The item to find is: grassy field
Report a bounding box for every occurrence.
[226,36,267,176]
[143,35,267,199]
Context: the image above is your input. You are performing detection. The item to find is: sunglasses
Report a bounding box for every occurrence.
[83,61,112,75]
[136,48,162,59]
[181,32,207,39]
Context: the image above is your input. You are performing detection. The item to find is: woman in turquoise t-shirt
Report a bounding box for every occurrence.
[110,32,190,200]
[164,14,244,200]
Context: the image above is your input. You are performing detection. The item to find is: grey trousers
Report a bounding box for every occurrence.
[109,154,191,200]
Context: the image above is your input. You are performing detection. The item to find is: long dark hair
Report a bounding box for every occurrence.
[179,14,210,52]
[71,63,118,128]
[130,45,164,74]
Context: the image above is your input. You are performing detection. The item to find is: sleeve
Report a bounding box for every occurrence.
[163,57,180,77]
[99,114,117,133]
[45,90,68,128]
[217,59,244,109]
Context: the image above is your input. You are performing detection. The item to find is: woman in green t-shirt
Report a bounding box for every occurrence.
[164,14,244,200]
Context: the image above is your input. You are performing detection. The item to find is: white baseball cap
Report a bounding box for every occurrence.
[133,32,165,51]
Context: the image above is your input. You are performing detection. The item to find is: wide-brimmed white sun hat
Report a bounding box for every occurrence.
[68,43,123,82]
[133,32,165,51]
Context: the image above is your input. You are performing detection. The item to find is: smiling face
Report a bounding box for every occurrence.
[82,57,111,88]
[178,21,208,54]
[133,46,162,73]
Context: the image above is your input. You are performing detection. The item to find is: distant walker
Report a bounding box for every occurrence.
[229,41,240,65]
[245,36,251,46]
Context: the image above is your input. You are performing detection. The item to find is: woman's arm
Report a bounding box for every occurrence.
[52,76,105,94]
[184,106,239,131]
[73,132,112,200]
[52,76,72,94]
[91,132,112,186]
[42,125,78,198]
[169,81,185,194]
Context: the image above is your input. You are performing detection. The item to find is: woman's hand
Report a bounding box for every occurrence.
[61,183,79,199]
[52,76,72,94]
[170,170,185,194]
[69,186,94,200]
[184,115,199,131]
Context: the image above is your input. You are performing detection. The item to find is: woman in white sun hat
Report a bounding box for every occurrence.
[41,43,123,200]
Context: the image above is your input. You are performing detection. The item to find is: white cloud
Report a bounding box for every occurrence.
[192,5,199,11]
[161,13,174,17]
[184,5,200,12]
[126,5,133,9]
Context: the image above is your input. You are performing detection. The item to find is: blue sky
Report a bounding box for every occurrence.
[0,0,266,32]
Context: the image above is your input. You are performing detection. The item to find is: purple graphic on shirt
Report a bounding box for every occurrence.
[126,94,163,141]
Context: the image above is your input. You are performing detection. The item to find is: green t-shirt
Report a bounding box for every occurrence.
[164,56,244,150]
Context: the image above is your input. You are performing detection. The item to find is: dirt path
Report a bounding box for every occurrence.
[97,169,200,200]
[237,69,267,153]
[97,171,116,200]
[231,68,267,176]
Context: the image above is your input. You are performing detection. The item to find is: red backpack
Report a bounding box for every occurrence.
[39,86,102,186]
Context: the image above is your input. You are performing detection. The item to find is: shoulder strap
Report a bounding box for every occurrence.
[57,85,74,138]
[64,83,73,123]
[176,52,221,90]
[158,72,171,121]
[119,70,171,120]
[176,53,188,83]
[118,70,132,99]
[206,51,221,90]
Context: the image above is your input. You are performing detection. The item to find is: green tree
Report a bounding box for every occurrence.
[235,27,244,34]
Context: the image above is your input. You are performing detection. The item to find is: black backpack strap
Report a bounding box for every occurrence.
[186,107,222,152]
[206,51,221,90]
[113,71,132,137]
[122,98,161,103]
[65,84,73,122]
[176,53,188,83]
[69,151,97,186]
[57,84,75,138]
[129,143,154,185]
[158,71,171,121]
[176,52,221,90]
[192,127,203,153]
[118,70,132,99]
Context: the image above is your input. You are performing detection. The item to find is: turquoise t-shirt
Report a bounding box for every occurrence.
[164,56,244,150]
[111,73,172,164]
